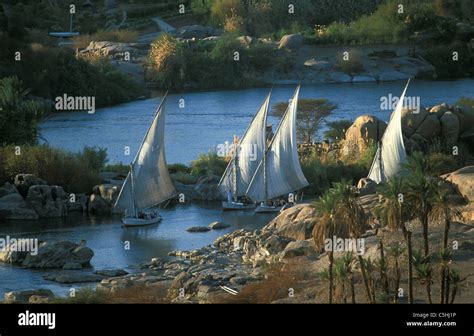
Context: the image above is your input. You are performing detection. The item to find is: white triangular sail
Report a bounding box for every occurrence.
[114,95,177,214]
[368,80,410,183]
[218,92,270,197]
[246,86,309,202]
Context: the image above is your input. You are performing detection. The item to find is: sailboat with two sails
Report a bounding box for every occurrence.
[218,86,309,213]
[114,94,178,227]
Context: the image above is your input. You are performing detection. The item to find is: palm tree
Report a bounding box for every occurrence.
[430,185,463,251]
[404,152,437,257]
[374,176,415,303]
[437,248,453,304]
[387,243,404,302]
[312,190,348,304]
[312,180,369,303]
[413,250,433,304]
[332,180,373,303]
[430,186,463,304]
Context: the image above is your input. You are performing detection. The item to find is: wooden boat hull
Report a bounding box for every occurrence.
[255,205,282,213]
[122,215,162,227]
[222,201,256,211]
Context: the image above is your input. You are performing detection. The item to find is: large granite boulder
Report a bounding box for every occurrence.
[442,166,474,203]
[344,103,474,155]
[0,183,39,220]
[19,241,94,269]
[13,174,47,198]
[93,184,120,204]
[88,194,112,215]
[26,185,68,218]
[357,177,377,196]
[342,115,386,158]
[278,34,304,50]
[265,204,317,241]
[4,289,55,304]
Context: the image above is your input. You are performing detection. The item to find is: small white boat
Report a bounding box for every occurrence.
[114,94,178,227]
[255,204,282,213]
[122,212,162,227]
[222,201,256,211]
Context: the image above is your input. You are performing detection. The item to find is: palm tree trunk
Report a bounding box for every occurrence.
[450,285,457,304]
[407,231,414,304]
[357,255,373,303]
[350,274,356,304]
[422,215,429,257]
[426,282,432,304]
[443,214,450,250]
[328,251,334,304]
[394,258,401,303]
[445,269,450,304]
[379,240,389,296]
[440,267,446,304]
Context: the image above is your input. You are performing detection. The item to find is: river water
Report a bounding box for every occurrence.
[1,79,473,298]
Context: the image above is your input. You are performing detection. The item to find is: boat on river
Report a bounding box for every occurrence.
[114,94,178,227]
[368,80,410,183]
[218,91,271,211]
[246,86,309,213]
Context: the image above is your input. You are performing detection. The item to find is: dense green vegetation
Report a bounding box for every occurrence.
[0,34,144,108]
[0,145,107,193]
[147,33,276,89]
[0,77,48,145]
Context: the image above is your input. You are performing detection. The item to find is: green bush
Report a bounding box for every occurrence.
[168,163,191,174]
[301,154,368,195]
[0,145,107,193]
[0,76,48,145]
[0,35,144,108]
[171,172,198,185]
[324,120,353,142]
[422,41,474,78]
[190,152,227,177]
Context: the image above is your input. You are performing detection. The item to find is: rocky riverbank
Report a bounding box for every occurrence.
[77,26,442,90]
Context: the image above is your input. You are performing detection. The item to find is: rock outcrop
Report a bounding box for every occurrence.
[4,289,55,304]
[0,183,39,220]
[26,185,68,218]
[175,174,222,201]
[342,103,474,157]
[1,240,94,269]
[278,34,304,50]
[341,115,386,157]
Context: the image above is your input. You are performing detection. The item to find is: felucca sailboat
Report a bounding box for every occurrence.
[246,86,309,213]
[368,80,410,183]
[218,92,271,210]
[114,94,178,226]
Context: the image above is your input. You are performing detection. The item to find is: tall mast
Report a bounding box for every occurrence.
[129,164,138,218]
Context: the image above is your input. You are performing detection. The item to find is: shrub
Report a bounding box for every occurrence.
[168,163,191,174]
[72,30,138,49]
[0,39,144,108]
[422,41,474,78]
[171,172,198,185]
[301,154,368,195]
[0,76,48,145]
[334,50,364,75]
[190,152,227,177]
[324,120,353,142]
[0,145,107,193]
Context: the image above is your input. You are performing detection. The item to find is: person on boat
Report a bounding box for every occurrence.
[227,189,233,203]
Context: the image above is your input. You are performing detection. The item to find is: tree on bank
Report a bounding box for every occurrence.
[272,98,336,143]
